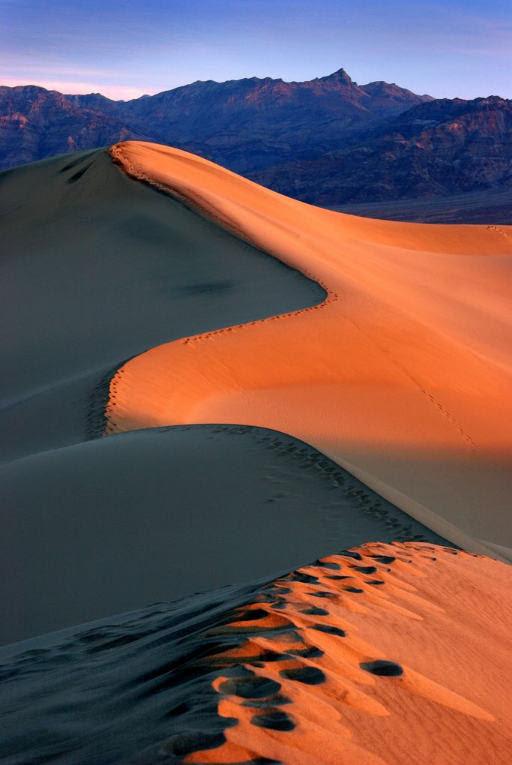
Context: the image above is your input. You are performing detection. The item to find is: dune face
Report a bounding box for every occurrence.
[106,141,512,560]
[1,149,450,646]
[3,138,512,763]
[187,543,512,764]
[1,543,511,763]
[0,425,446,645]
[0,148,323,463]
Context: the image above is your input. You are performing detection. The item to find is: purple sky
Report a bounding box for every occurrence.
[1,0,511,100]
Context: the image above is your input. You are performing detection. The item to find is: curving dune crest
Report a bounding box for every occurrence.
[2,542,511,763]
[181,542,512,764]
[107,141,512,560]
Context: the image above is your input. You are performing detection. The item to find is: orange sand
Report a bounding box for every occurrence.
[181,543,512,763]
[107,141,512,558]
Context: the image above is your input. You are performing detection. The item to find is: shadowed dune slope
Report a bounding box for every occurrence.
[1,542,511,763]
[0,149,324,462]
[0,425,447,645]
[107,141,512,560]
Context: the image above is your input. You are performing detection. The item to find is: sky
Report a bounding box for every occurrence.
[1,0,511,100]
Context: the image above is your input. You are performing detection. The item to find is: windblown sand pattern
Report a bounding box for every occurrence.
[171,542,512,764]
[107,142,512,560]
[1,543,511,763]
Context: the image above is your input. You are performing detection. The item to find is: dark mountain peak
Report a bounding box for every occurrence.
[477,95,510,106]
[0,84,54,100]
[0,84,45,94]
[362,80,433,99]
[364,80,401,94]
[399,95,512,131]
[67,92,117,110]
[320,68,355,86]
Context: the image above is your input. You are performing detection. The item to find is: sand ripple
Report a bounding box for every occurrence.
[2,543,511,763]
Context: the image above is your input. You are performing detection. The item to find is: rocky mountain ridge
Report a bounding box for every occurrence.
[1,68,511,219]
[0,68,431,174]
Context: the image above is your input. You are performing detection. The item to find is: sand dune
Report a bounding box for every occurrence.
[1,543,510,763]
[2,141,511,763]
[0,149,322,463]
[186,542,512,764]
[0,425,446,645]
[107,141,512,560]
[2,146,455,649]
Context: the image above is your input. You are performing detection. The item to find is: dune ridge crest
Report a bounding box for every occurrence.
[107,141,512,559]
[2,542,511,762]
[169,542,512,764]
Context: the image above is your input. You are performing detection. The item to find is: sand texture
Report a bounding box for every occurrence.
[107,141,512,560]
[1,543,511,763]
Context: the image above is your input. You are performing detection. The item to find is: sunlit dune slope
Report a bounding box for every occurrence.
[107,141,512,559]
[182,542,512,764]
[2,542,510,763]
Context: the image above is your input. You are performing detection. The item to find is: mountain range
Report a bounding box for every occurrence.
[1,68,511,219]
